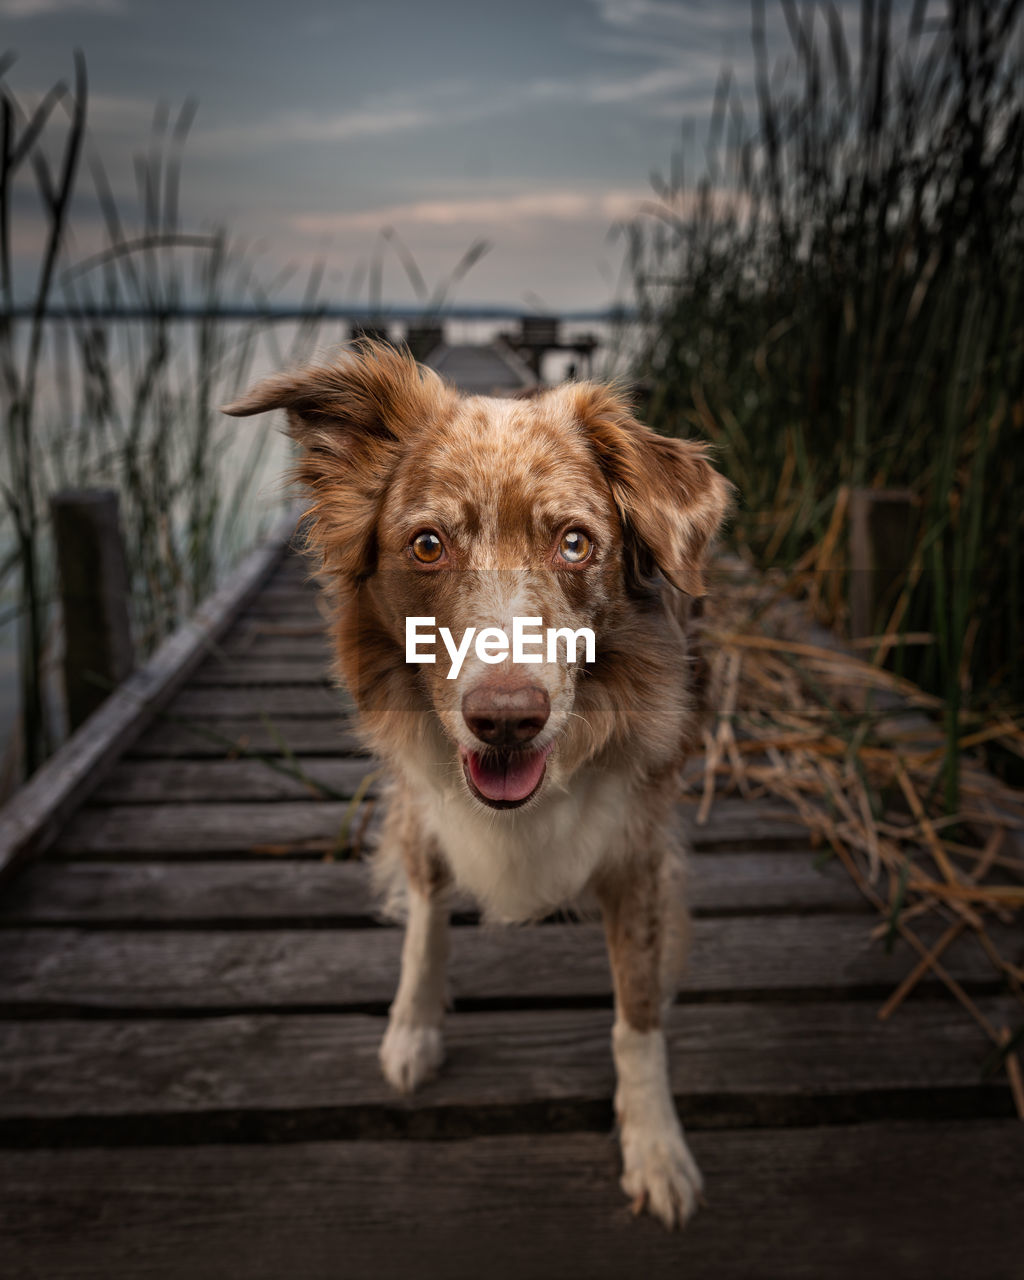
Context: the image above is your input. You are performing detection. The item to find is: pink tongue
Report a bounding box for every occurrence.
[465,748,548,803]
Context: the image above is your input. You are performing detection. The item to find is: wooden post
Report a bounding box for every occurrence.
[848,488,917,640]
[349,322,390,345]
[405,321,445,362]
[51,489,135,732]
[518,315,559,379]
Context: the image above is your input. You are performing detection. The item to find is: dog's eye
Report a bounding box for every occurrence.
[410,531,445,564]
[558,530,592,564]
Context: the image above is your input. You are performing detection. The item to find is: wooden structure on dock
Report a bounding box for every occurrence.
[0,532,1021,1278]
[425,340,538,396]
[498,315,600,380]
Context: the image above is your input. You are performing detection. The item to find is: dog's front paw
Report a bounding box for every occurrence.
[379,1022,444,1094]
[619,1119,704,1230]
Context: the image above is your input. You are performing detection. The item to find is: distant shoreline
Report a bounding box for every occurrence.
[4,305,636,324]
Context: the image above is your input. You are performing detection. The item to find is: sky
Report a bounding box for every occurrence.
[3,0,868,312]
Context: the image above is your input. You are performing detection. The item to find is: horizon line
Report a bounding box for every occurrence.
[5,303,638,324]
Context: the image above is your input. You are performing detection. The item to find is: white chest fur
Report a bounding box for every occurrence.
[419,765,634,923]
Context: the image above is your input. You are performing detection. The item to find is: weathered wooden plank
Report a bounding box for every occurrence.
[91,758,377,805]
[49,801,368,857]
[238,606,314,625]
[247,563,317,587]
[0,916,1006,1012]
[0,1003,1013,1133]
[0,852,864,924]
[238,603,324,624]
[127,718,365,759]
[234,578,320,600]
[49,798,812,856]
[0,518,295,881]
[231,586,320,606]
[247,581,318,601]
[0,860,384,923]
[265,553,315,579]
[166,686,348,717]
[429,340,539,394]
[247,559,318,586]
[2,1124,1021,1280]
[85,760,828,857]
[215,632,333,659]
[187,659,333,685]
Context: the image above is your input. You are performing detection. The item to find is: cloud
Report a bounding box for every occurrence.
[590,0,732,33]
[556,3,761,118]
[203,104,438,151]
[275,183,750,311]
[527,62,710,108]
[579,0,747,61]
[82,91,172,134]
[0,0,121,15]
[290,187,651,236]
[194,75,487,154]
[200,62,720,161]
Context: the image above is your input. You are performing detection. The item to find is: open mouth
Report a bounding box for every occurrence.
[460,744,552,809]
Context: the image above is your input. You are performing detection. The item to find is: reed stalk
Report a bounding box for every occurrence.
[629,0,1024,801]
[0,55,319,784]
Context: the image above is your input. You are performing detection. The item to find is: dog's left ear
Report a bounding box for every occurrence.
[570,383,734,596]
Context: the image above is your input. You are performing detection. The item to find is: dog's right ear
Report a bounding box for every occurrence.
[222,342,455,578]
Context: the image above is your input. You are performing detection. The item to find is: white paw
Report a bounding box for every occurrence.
[619,1119,704,1230]
[379,1022,444,1094]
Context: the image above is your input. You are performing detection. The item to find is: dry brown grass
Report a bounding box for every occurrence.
[694,555,1024,1116]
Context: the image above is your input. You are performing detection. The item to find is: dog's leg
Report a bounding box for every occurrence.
[379,818,450,1095]
[596,850,703,1229]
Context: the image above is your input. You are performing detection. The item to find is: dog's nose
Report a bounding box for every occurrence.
[462,681,550,747]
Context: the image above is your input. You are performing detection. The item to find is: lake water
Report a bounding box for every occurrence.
[0,314,635,782]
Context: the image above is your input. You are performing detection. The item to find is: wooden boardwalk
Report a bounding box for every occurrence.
[1,546,1021,1279]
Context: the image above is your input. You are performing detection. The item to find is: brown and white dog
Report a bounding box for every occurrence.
[223,342,732,1228]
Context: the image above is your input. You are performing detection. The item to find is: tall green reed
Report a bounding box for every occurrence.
[0,54,326,784]
[628,0,1024,804]
[1,52,87,774]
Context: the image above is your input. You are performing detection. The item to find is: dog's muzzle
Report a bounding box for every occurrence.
[459,680,551,808]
